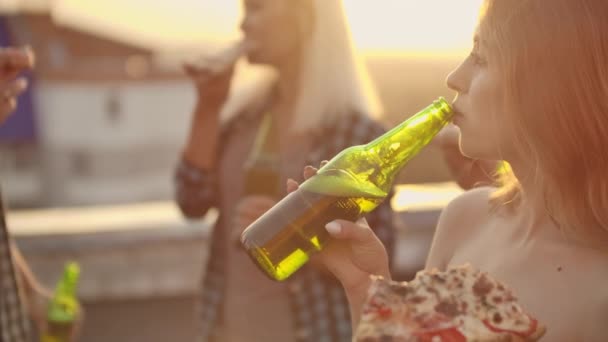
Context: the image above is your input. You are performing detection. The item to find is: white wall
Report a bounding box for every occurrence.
[33,79,196,206]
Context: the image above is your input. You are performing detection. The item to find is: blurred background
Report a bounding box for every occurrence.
[1,0,480,340]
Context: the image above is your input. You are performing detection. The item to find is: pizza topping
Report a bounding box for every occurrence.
[414,327,466,342]
[409,295,427,304]
[377,307,392,319]
[472,274,494,297]
[417,313,460,334]
[389,283,410,296]
[435,300,461,317]
[492,312,503,324]
[364,298,393,319]
[432,273,447,284]
[378,335,394,342]
[483,317,539,338]
[491,296,503,304]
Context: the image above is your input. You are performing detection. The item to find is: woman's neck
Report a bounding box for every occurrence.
[506,158,608,250]
[505,159,552,238]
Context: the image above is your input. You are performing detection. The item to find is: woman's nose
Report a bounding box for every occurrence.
[240,17,250,35]
[446,62,468,93]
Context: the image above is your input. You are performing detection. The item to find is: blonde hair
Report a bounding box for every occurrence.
[220,0,382,133]
[480,0,608,244]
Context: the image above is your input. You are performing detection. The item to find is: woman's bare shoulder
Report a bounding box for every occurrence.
[425,186,495,270]
[442,186,495,222]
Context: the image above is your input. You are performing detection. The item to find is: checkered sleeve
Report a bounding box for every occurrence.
[0,195,33,342]
[174,158,219,219]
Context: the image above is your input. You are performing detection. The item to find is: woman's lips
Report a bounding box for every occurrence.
[452,110,464,126]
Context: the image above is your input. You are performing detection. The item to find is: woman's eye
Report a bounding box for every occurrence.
[246,2,261,11]
[469,52,486,66]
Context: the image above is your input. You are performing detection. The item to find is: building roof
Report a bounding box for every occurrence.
[3,12,185,81]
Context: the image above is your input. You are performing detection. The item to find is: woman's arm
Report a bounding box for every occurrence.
[175,50,236,218]
[182,100,223,170]
[174,100,223,218]
[10,242,51,330]
[174,157,220,219]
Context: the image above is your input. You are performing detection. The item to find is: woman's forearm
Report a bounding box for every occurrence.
[182,100,223,169]
[10,241,51,328]
[11,242,46,296]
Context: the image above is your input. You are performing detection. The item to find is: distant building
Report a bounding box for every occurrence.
[0,9,462,209]
[2,12,195,208]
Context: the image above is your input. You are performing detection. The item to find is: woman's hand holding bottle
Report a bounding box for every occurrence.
[286,164,390,328]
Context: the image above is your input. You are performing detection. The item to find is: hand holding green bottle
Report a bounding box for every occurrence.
[285,166,390,302]
[241,98,453,281]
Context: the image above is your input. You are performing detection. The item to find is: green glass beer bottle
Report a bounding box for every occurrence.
[242,112,281,198]
[41,262,81,342]
[241,98,453,281]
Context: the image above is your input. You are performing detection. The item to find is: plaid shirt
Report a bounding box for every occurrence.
[0,194,32,342]
[175,111,395,342]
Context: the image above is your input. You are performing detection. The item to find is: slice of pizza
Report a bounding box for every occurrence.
[354,264,546,341]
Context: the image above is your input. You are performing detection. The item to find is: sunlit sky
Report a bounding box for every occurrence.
[3,0,484,54]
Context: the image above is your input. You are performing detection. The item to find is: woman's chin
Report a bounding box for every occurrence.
[245,50,264,64]
[459,141,492,161]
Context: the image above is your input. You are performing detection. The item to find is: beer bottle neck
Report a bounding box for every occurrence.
[243,112,282,198]
[250,112,279,160]
[56,263,79,297]
[365,98,453,184]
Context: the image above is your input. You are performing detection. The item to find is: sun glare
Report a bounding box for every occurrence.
[52,0,483,54]
[343,0,483,55]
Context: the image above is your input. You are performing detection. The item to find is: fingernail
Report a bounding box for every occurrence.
[325,221,341,235]
[286,178,297,188]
